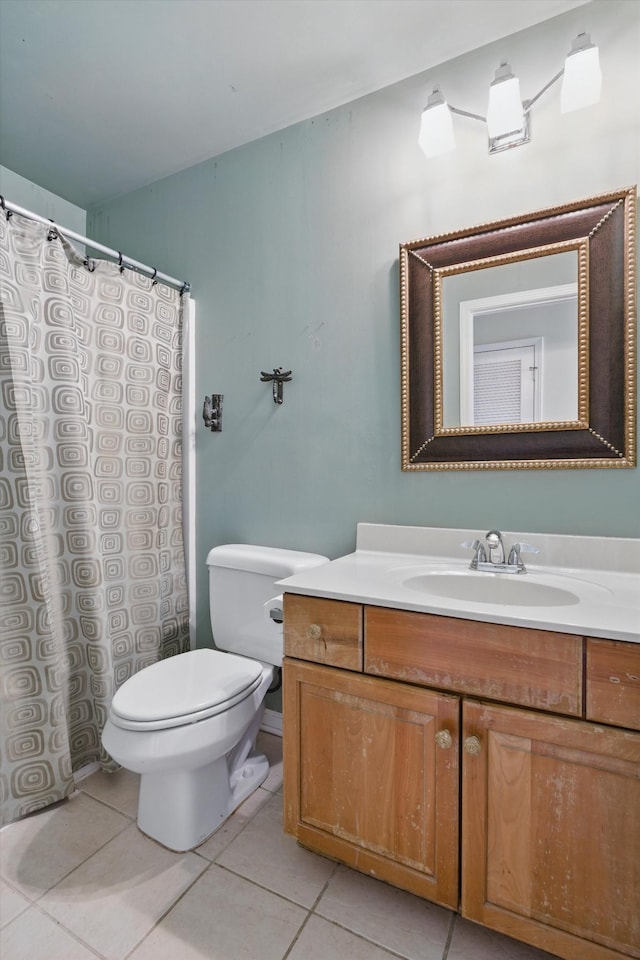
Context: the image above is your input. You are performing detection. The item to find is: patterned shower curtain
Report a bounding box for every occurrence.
[0,212,190,826]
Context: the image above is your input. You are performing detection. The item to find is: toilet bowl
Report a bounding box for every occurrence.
[101,544,328,851]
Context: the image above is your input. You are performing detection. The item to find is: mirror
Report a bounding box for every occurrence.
[441,251,579,427]
[400,187,636,470]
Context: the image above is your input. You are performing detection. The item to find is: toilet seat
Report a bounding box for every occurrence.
[109,648,264,732]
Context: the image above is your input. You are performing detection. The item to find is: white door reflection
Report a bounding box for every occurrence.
[459,286,578,426]
[440,250,580,429]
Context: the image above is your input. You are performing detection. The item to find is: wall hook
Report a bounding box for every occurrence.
[260,367,292,405]
[202,394,223,431]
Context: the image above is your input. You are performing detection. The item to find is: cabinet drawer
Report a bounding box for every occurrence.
[365,606,582,716]
[284,594,363,670]
[586,638,640,731]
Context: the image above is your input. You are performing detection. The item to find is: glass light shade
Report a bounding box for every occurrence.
[561,39,602,112]
[418,92,455,158]
[486,67,524,138]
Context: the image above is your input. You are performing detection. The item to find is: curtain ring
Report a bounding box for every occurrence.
[180,281,190,296]
[47,219,58,241]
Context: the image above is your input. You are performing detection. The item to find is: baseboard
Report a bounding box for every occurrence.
[260,708,282,737]
[74,762,101,783]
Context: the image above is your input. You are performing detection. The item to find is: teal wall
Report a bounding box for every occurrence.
[87,0,640,650]
[0,164,86,231]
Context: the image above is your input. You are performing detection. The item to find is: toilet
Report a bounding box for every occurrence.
[101,544,328,851]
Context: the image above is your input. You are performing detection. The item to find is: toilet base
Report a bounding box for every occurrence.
[137,749,269,852]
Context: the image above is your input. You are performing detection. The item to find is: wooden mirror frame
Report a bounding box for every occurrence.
[400,187,637,470]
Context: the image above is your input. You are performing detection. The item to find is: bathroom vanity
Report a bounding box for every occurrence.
[280,525,640,960]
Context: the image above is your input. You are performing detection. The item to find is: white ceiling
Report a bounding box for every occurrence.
[0,0,589,208]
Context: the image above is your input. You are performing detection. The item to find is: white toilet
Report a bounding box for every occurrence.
[101,544,328,851]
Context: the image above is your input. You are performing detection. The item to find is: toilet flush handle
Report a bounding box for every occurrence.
[269,606,283,624]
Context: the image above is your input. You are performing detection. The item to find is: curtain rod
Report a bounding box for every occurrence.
[0,196,190,294]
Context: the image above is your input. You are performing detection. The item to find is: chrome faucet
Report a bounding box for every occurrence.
[461,530,539,574]
[485,530,505,565]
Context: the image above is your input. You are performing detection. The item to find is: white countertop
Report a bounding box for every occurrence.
[278,524,640,644]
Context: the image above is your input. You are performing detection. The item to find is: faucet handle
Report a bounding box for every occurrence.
[515,542,540,555]
[507,541,540,568]
[461,539,487,567]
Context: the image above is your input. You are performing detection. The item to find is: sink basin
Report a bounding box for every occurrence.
[402,572,580,607]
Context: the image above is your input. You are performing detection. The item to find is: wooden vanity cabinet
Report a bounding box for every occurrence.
[283,594,640,960]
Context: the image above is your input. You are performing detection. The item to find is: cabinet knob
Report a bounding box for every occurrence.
[435,729,452,750]
[464,735,482,756]
[308,623,322,641]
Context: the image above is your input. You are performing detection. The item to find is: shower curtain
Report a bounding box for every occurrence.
[0,212,190,826]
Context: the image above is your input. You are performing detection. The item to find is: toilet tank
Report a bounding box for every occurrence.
[206,544,329,666]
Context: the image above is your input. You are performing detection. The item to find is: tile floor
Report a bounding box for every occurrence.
[1,733,559,960]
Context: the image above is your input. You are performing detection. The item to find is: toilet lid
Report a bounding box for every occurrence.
[110,648,264,726]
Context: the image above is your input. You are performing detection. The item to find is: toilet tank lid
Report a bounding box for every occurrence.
[206,544,329,577]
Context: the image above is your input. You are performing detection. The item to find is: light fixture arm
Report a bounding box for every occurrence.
[448,105,486,124]
[445,68,563,124]
[524,68,564,113]
[443,66,565,124]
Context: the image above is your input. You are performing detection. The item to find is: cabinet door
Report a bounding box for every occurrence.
[283,658,460,908]
[462,700,640,960]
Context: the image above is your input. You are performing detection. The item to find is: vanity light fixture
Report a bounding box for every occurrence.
[419,31,601,158]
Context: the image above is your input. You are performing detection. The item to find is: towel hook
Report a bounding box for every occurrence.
[260,367,292,405]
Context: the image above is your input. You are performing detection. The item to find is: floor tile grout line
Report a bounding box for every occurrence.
[299,860,455,960]
[76,784,137,822]
[210,858,331,913]
[197,787,278,863]
[306,912,419,960]
[0,872,37,906]
[9,899,109,960]
[280,860,340,960]
[1,812,133,906]
[442,910,457,959]
[118,858,215,960]
[215,857,428,960]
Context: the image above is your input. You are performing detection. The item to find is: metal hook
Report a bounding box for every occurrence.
[150,267,158,285]
[117,252,125,273]
[47,219,58,241]
[180,281,190,296]
[202,394,223,431]
[260,367,293,404]
[0,195,11,220]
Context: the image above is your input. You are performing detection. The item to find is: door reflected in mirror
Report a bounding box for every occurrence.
[439,250,580,428]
